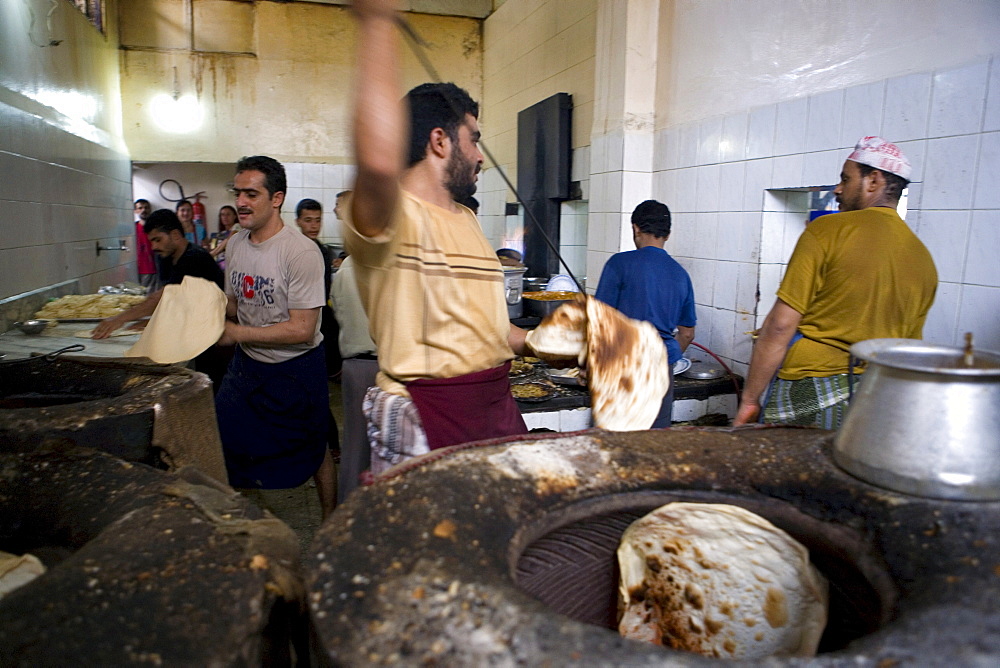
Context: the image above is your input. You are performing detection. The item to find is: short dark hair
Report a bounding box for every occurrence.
[336,190,351,199]
[296,198,323,218]
[134,198,150,207]
[144,209,184,237]
[236,155,287,198]
[856,163,910,201]
[405,83,479,168]
[631,200,672,238]
[175,199,192,211]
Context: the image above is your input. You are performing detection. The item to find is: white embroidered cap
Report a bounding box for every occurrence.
[847,136,912,180]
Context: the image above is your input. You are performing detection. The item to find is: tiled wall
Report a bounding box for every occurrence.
[0,100,133,302]
[282,163,357,246]
[586,54,1000,375]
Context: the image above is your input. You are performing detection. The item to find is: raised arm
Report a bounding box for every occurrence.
[350,0,406,237]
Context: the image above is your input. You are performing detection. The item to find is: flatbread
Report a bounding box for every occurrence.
[584,298,669,431]
[524,295,670,430]
[617,503,828,659]
[125,276,227,364]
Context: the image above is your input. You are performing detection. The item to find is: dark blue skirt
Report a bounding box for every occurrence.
[215,345,329,489]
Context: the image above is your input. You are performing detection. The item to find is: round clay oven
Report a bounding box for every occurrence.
[0,355,226,482]
[308,427,1000,665]
[0,447,304,665]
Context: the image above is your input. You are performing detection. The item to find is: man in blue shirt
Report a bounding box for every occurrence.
[595,199,696,427]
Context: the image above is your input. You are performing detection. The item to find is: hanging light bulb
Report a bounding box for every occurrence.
[151,66,204,133]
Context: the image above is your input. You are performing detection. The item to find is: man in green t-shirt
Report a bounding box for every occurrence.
[734,137,937,429]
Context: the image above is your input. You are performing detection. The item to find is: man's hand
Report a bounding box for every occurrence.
[732,400,760,426]
[92,316,125,340]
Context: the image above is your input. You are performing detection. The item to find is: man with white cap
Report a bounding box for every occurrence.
[734,137,937,429]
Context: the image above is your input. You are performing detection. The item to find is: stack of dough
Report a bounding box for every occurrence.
[34,294,145,320]
[617,503,829,658]
[524,294,670,430]
[126,276,227,364]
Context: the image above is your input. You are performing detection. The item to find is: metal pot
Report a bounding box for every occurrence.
[503,267,526,319]
[833,338,1000,501]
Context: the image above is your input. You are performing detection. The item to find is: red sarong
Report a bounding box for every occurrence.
[405,362,528,450]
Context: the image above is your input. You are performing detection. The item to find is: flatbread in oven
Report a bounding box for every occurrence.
[524,294,670,430]
[617,502,828,659]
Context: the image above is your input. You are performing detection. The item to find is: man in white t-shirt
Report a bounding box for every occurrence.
[214,155,337,517]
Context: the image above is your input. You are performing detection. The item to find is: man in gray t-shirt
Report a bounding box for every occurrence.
[215,155,337,518]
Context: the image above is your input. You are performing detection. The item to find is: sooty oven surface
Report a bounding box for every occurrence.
[309,426,1000,666]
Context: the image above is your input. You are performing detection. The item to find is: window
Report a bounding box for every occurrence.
[68,0,103,33]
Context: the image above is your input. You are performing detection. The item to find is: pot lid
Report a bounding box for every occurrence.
[851,338,1000,377]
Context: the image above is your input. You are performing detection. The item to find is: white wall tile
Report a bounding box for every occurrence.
[966,210,1000,287]
[929,61,989,138]
[709,307,736,359]
[651,169,674,204]
[805,89,844,153]
[654,127,675,170]
[746,105,776,160]
[894,139,928,185]
[771,154,805,188]
[917,210,972,284]
[735,260,759,315]
[716,212,742,262]
[697,116,723,166]
[957,285,1000,352]
[923,280,961,345]
[695,212,719,261]
[322,163,339,189]
[922,134,980,209]
[621,170,652,212]
[782,212,808,264]
[985,57,1000,132]
[973,131,1000,209]
[590,134,607,174]
[623,133,653,172]
[695,164,721,211]
[738,212,762,264]
[672,399,706,422]
[571,145,591,181]
[713,260,738,309]
[842,80,886,147]
[284,162,304,187]
[743,159,773,211]
[883,72,932,142]
[673,167,697,213]
[606,130,625,171]
[717,161,746,212]
[773,97,808,156]
[677,122,699,168]
[719,112,749,163]
[802,150,841,188]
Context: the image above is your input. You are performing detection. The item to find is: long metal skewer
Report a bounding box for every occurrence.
[396,16,585,293]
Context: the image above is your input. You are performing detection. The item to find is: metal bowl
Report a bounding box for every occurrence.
[14,320,49,335]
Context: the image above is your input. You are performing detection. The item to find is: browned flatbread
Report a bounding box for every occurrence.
[524,295,670,430]
[617,503,828,658]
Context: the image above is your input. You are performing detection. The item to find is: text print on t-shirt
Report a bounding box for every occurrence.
[233,271,277,308]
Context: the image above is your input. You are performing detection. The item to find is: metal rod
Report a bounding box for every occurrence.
[396,16,585,293]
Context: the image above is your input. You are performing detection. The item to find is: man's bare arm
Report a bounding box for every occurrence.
[732,299,802,425]
[217,307,321,348]
[92,290,163,339]
[351,0,406,238]
[676,325,695,353]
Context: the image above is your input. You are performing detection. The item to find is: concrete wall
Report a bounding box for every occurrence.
[479,0,598,279]
[120,1,482,164]
[0,0,133,301]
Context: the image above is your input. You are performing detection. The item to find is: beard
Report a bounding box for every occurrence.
[445,148,478,202]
